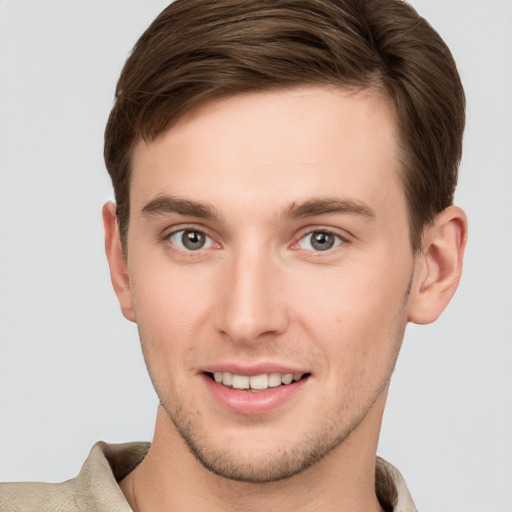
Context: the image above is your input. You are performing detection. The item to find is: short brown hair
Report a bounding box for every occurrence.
[104,0,465,252]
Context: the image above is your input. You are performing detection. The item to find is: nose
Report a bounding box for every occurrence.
[214,247,289,345]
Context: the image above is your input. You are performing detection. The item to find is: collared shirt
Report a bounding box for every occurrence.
[0,442,418,511]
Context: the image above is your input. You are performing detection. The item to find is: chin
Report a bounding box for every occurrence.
[183,440,333,483]
[162,400,358,483]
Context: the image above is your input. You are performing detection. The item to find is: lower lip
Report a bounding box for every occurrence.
[202,374,308,416]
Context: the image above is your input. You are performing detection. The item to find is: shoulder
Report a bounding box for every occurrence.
[0,441,150,512]
[375,457,419,512]
[0,480,79,512]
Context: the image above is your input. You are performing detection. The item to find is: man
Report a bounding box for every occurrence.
[1,0,467,510]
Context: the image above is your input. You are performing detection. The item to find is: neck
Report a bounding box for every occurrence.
[121,396,387,512]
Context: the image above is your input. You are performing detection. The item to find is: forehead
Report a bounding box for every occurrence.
[130,85,404,222]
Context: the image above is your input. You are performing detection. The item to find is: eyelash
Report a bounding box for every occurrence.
[163,226,348,255]
[294,228,347,253]
[165,227,218,254]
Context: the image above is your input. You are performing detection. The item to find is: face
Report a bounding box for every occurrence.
[122,86,416,482]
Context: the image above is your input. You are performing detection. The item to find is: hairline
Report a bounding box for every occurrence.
[118,82,424,256]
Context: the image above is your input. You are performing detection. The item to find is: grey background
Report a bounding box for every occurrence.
[0,1,511,511]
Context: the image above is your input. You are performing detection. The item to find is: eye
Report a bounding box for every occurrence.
[169,229,215,251]
[298,230,344,251]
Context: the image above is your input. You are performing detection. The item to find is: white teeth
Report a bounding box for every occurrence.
[268,373,282,387]
[249,374,268,390]
[281,373,293,385]
[231,375,250,389]
[212,371,305,390]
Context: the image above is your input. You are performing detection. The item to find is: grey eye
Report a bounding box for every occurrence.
[298,231,342,251]
[169,229,213,251]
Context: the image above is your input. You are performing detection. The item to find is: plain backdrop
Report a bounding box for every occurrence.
[0,1,511,511]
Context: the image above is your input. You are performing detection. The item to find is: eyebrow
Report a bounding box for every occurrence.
[282,197,376,220]
[140,195,375,222]
[141,195,219,220]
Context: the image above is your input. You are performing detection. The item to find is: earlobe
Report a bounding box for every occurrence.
[408,205,468,324]
[102,202,136,323]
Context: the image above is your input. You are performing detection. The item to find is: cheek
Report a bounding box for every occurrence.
[131,270,212,402]
[129,263,217,359]
[292,258,411,365]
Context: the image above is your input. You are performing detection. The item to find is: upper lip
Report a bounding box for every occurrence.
[202,362,308,376]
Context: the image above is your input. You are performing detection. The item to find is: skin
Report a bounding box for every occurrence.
[103,86,467,512]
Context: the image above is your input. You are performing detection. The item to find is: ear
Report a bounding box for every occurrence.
[102,202,136,322]
[408,205,468,324]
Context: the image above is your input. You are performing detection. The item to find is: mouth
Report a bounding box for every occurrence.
[206,371,310,391]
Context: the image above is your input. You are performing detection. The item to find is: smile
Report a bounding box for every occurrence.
[210,372,307,391]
